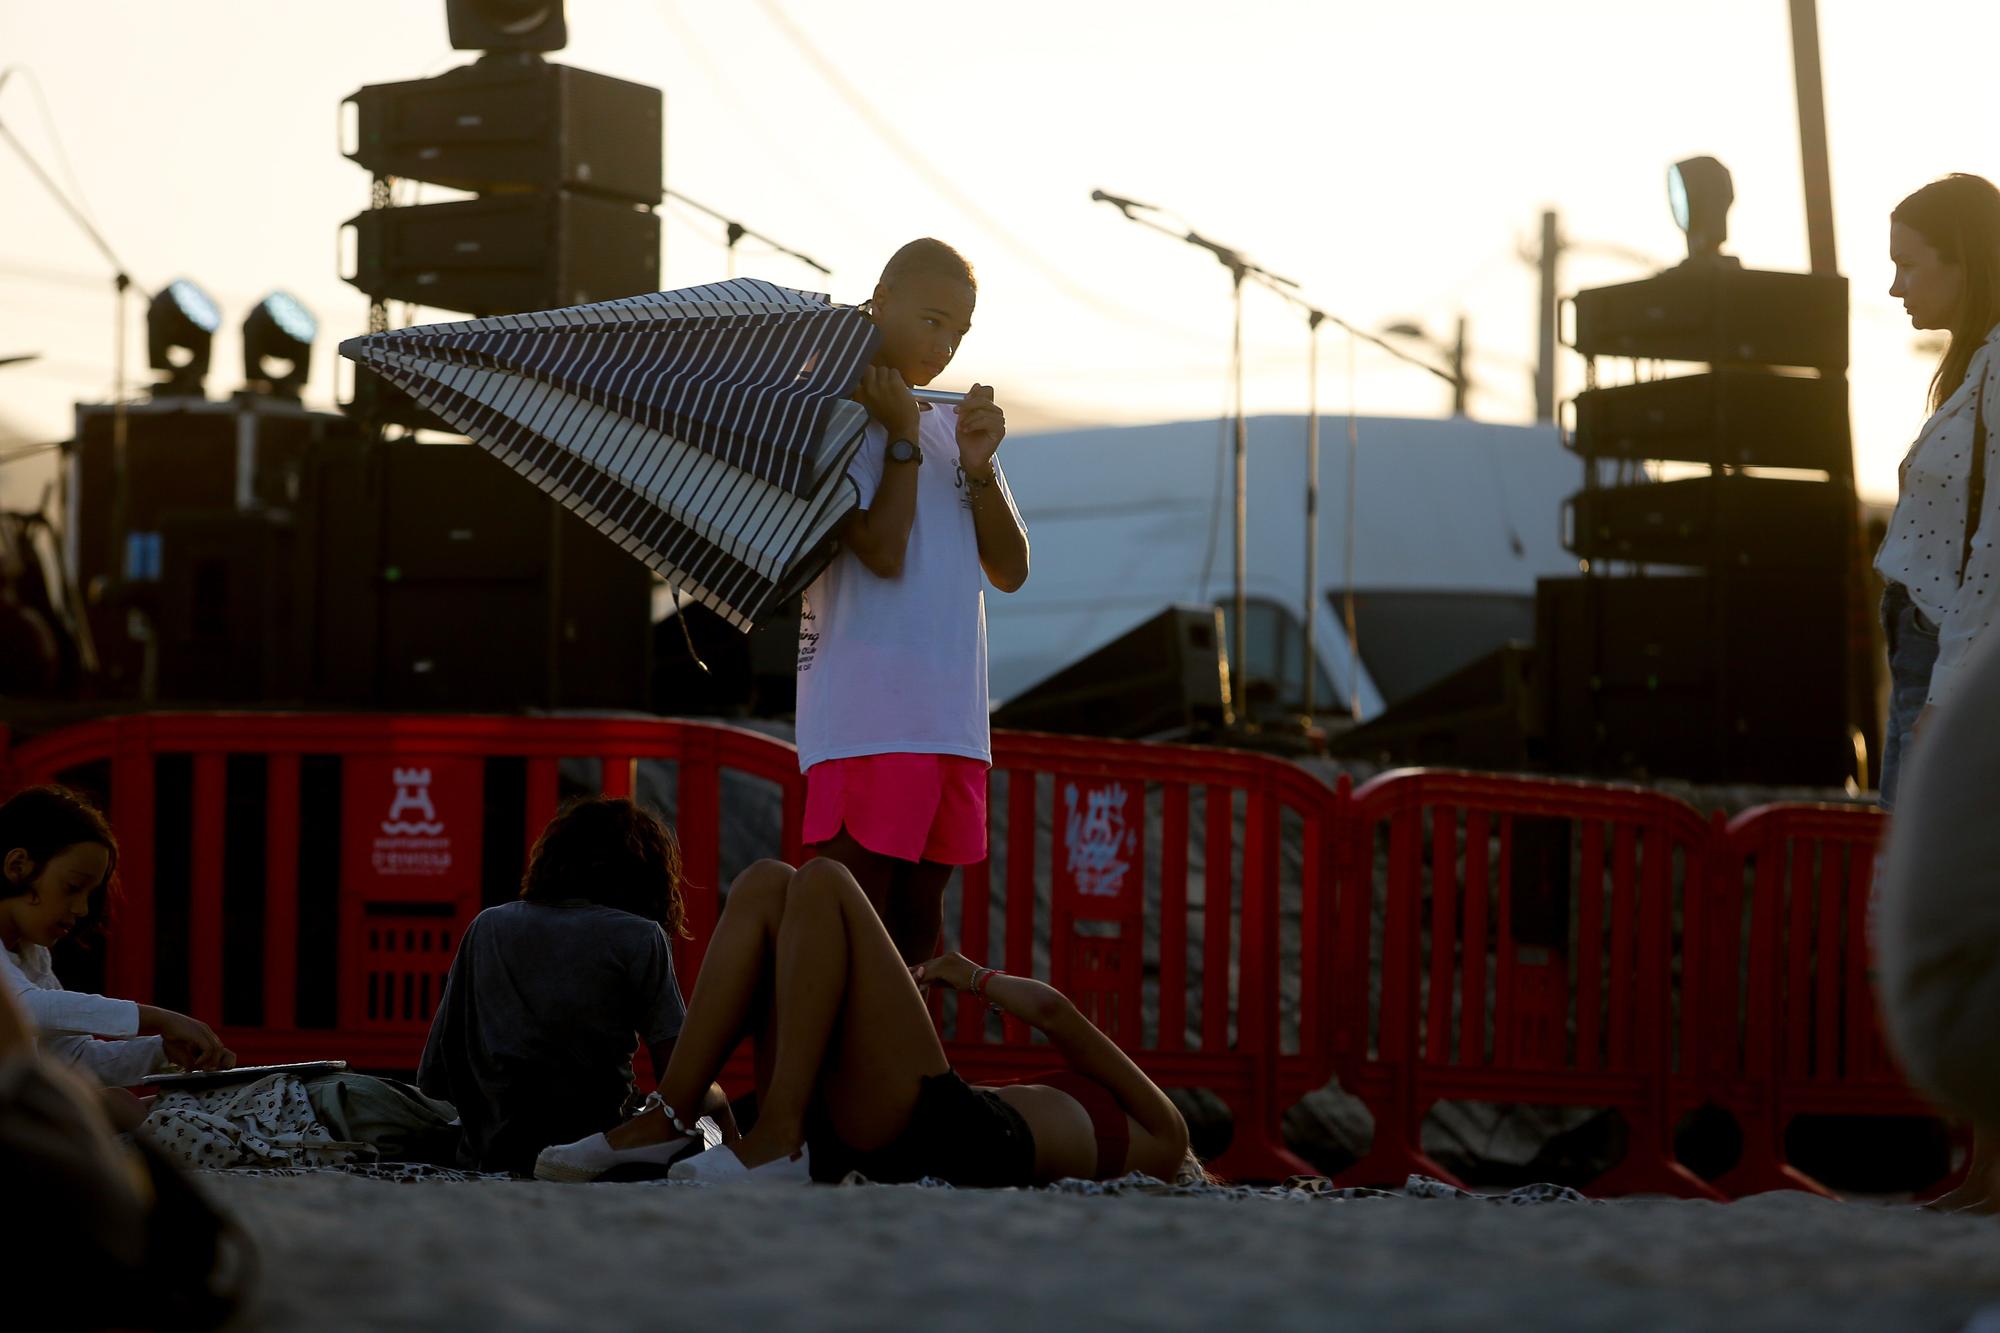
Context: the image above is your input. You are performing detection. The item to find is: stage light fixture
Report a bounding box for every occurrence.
[1668,156,1734,262]
[447,0,567,53]
[147,278,222,396]
[242,290,317,396]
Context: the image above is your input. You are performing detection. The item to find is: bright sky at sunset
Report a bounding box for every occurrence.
[2,0,1995,516]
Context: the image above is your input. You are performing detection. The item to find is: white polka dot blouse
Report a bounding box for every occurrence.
[1876,322,2000,708]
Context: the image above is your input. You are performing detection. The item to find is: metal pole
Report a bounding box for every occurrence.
[1303,312,1322,716]
[1536,210,1559,421]
[1231,266,1248,713]
[1788,0,1838,275]
[1343,332,1361,720]
[110,276,129,604]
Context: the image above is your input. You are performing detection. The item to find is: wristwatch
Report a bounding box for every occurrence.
[886,437,922,466]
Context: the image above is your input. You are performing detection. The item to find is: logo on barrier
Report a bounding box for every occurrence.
[1064,781,1137,898]
[383,767,443,835]
[373,766,451,876]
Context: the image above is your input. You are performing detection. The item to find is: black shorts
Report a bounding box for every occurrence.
[807,1070,1036,1187]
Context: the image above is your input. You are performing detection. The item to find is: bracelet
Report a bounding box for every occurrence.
[972,967,1005,1009]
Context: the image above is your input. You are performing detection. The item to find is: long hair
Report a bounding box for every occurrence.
[0,784,119,947]
[1893,174,2000,411]
[519,796,687,938]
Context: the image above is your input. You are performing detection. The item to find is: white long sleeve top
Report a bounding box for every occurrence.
[1875,323,2000,708]
[0,941,166,1086]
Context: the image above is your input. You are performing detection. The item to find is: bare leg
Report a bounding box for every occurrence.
[606,859,792,1149]
[730,857,951,1167]
[888,860,955,966]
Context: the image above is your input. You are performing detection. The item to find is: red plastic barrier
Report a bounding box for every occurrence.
[1324,769,1725,1199]
[0,711,1946,1193]
[0,713,1315,1180]
[1690,802,1945,1198]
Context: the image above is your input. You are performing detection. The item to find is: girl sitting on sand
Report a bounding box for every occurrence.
[534,856,1189,1186]
[418,796,735,1174]
[0,784,234,1119]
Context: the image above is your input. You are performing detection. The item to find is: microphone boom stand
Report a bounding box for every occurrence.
[1093,190,1464,727]
[0,102,148,679]
[665,189,832,280]
[1090,193,1298,716]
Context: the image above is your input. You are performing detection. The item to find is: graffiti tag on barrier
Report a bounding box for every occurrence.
[1064,780,1139,898]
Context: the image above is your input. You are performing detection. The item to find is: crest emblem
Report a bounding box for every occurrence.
[382,767,444,836]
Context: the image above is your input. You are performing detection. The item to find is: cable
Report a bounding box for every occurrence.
[748,0,1214,344]
[648,0,870,240]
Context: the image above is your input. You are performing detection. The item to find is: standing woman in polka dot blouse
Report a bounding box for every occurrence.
[1875,174,2000,811]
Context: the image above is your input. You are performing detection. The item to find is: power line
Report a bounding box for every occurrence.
[649,0,870,243]
[746,0,1215,346]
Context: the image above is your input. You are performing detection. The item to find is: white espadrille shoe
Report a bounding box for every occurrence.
[533,1115,721,1183]
[667,1143,812,1185]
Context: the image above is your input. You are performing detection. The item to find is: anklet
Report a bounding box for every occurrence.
[642,1090,695,1136]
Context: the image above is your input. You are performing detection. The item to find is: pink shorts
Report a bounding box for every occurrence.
[802,753,989,865]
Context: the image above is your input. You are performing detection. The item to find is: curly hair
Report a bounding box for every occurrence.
[519,796,687,937]
[0,783,119,946]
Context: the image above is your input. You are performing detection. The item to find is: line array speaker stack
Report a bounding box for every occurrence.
[339,50,663,430]
[1552,260,1859,785]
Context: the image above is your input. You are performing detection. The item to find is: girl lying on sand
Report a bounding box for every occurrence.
[534,856,1191,1186]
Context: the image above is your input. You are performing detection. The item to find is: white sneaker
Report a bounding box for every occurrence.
[667,1143,812,1185]
[533,1116,721,1183]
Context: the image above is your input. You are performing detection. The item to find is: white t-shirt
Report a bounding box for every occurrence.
[795,403,1017,770]
[1,941,167,1086]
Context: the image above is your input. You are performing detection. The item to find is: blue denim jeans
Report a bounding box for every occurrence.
[1880,582,1940,811]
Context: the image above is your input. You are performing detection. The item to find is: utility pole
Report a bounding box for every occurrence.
[1450,315,1468,417]
[1535,209,1559,422]
[1788,0,1838,275]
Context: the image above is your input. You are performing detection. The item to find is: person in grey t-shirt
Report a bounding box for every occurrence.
[418,797,734,1174]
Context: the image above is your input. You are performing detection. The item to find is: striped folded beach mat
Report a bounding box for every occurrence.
[339,278,882,630]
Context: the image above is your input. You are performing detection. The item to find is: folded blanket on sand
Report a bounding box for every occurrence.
[144,1071,460,1171]
[145,1073,368,1171]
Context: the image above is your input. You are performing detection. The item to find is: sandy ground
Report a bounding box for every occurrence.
[199,1175,2000,1332]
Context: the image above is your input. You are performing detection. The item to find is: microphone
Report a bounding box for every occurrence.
[1090,189,1156,217]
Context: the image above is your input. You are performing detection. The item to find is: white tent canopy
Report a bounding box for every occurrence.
[991,413,1582,719]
